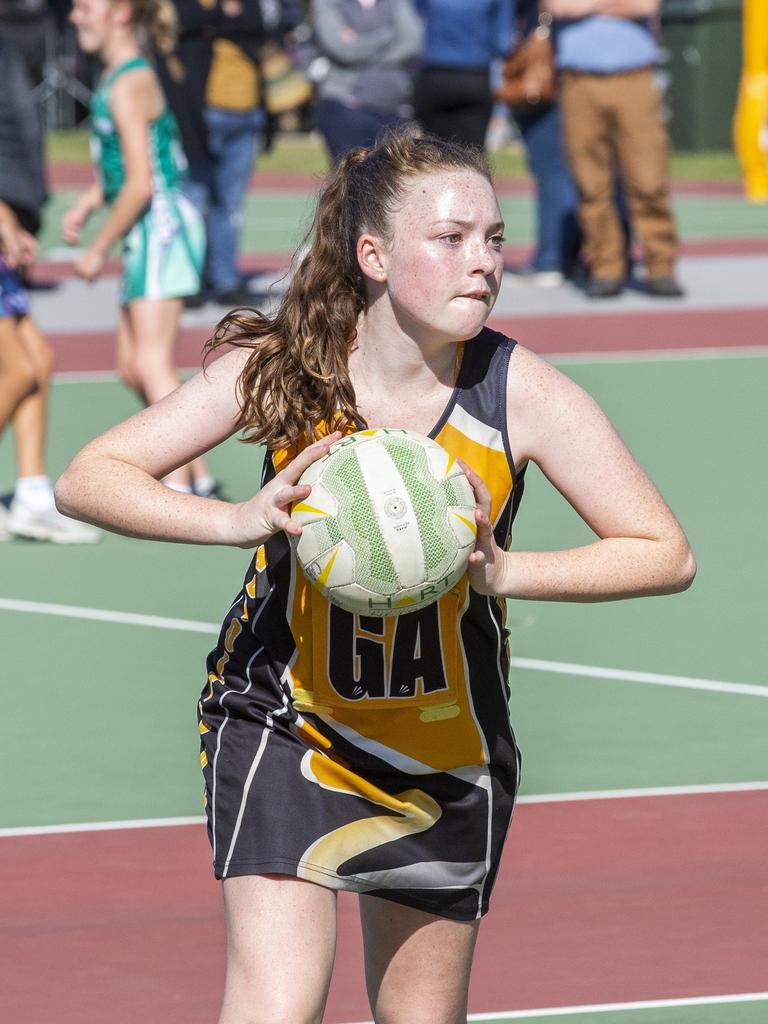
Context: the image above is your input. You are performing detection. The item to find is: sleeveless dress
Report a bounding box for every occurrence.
[89,56,205,305]
[199,328,526,921]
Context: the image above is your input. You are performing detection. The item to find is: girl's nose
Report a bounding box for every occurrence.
[470,243,497,275]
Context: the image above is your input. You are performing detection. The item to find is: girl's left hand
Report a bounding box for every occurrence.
[458,459,507,596]
[75,248,106,282]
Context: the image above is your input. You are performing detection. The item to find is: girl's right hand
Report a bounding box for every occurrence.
[224,432,342,549]
[62,206,86,245]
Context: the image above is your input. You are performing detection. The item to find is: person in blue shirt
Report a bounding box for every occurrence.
[413,0,515,148]
[543,0,683,298]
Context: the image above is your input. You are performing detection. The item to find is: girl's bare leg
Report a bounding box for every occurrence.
[12,316,54,478]
[0,318,36,434]
[115,306,144,399]
[123,297,212,488]
[220,875,337,1024]
[360,895,480,1024]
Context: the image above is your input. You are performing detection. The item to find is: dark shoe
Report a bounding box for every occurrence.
[193,479,228,501]
[587,277,624,299]
[646,276,685,298]
[214,286,264,308]
[183,290,208,309]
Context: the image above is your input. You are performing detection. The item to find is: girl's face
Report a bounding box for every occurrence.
[70,0,128,54]
[369,169,505,343]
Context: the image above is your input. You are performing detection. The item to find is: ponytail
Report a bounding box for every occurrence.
[129,0,178,55]
[206,127,493,451]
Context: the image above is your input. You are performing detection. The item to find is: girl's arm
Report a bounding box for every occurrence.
[55,348,341,547]
[465,346,696,602]
[62,184,105,245]
[75,70,156,281]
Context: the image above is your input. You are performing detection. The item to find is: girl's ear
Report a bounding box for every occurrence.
[112,0,135,27]
[357,233,387,283]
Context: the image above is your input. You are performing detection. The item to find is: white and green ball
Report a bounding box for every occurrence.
[292,429,478,616]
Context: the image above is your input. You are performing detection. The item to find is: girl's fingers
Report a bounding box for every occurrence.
[277,483,311,508]
[457,457,492,516]
[282,431,343,484]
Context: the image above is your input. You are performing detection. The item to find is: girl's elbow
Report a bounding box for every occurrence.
[54,468,78,517]
[54,458,92,518]
[668,545,697,593]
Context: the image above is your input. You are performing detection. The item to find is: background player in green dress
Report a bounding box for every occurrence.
[64,0,215,495]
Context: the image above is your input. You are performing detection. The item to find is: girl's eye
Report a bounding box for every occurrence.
[441,233,462,244]
[489,235,506,250]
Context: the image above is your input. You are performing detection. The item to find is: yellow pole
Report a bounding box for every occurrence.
[733,0,768,203]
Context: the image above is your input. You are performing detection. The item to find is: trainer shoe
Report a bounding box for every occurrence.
[587,277,624,299]
[213,285,266,308]
[646,276,685,298]
[193,478,228,501]
[7,498,102,544]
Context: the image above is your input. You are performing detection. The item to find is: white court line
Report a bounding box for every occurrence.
[343,991,768,1023]
[1,597,765,698]
[4,781,767,838]
[513,656,768,698]
[0,597,218,635]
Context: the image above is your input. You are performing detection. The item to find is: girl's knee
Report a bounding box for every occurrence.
[5,360,37,403]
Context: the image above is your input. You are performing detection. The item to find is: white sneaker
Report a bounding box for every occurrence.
[7,498,102,544]
[528,269,565,288]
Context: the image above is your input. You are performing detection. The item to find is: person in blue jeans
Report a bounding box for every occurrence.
[502,0,581,285]
[201,1,268,306]
[514,100,581,285]
[204,105,267,302]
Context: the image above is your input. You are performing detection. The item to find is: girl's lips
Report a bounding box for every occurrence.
[458,291,491,302]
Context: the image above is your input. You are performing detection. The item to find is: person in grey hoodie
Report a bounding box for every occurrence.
[311,0,424,163]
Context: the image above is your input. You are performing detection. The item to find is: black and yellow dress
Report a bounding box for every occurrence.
[199,328,526,921]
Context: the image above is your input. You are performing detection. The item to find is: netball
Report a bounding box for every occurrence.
[292,429,478,616]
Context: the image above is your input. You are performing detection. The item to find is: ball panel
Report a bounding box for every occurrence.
[322,447,400,593]
[353,438,426,589]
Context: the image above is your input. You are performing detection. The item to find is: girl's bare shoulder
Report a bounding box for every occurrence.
[110,64,164,119]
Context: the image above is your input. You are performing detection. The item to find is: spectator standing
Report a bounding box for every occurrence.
[203,0,268,306]
[413,0,515,149]
[544,0,683,298]
[505,0,580,286]
[311,0,423,164]
[153,0,217,224]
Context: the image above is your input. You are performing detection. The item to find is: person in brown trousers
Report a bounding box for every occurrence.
[543,0,684,298]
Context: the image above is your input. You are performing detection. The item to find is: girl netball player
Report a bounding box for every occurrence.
[64,0,215,494]
[56,130,695,1024]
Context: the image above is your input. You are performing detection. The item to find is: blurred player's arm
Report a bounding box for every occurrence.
[542,0,660,17]
[61,184,104,245]
[76,70,157,280]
